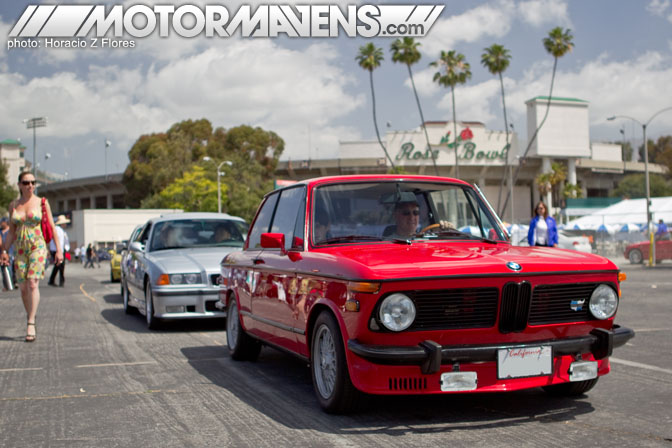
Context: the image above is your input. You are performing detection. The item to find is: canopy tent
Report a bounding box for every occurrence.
[565,196,672,231]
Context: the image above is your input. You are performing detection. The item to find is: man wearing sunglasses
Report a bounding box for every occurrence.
[391,200,421,239]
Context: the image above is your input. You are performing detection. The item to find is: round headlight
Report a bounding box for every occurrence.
[184,273,199,284]
[589,284,618,320]
[170,274,183,285]
[379,293,416,332]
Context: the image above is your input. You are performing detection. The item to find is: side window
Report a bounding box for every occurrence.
[137,223,152,245]
[247,193,279,250]
[270,187,306,250]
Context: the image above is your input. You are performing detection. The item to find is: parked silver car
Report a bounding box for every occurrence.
[121,212,248,329]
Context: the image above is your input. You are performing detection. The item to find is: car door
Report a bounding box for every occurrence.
[233,192,280,340]
[251,186,306,351]
[128,222,152,300]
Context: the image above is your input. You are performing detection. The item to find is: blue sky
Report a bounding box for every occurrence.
[1,0,671,180]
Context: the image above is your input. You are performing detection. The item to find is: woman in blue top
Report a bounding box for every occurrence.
[527,201,558,247]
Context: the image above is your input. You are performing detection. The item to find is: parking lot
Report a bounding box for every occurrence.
[0,258,671,447]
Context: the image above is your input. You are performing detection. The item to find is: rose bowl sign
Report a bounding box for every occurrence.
[391,123,514,166]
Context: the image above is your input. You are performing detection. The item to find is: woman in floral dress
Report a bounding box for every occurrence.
[3,171,62,342]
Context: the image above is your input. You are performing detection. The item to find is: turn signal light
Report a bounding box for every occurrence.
[347,282,380,294]
[618,272,627,282]
[156,274,170,285]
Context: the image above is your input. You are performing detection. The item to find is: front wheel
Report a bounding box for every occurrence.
[122,281,136,315]
[311,312,361,414]
[628,249,643,264]
[145,282,160,330]
[226,298,261,361]
[542,378,598,396]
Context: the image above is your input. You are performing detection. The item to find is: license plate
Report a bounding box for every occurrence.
[497,345,552,379]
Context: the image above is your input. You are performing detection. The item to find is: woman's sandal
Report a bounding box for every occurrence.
[25,322,36,342]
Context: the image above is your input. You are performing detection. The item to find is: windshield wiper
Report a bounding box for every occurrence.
[417,228,498,244]
[321,235,411,245]
[152,245,183,251]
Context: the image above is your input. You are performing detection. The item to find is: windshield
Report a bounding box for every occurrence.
[312,181,507,244]
[150,219,248,251]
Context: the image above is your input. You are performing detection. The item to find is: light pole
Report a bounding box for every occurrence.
[24,117,47,175]
[203,157,233,213]
[105,139,111,180]
[608,106,672,267]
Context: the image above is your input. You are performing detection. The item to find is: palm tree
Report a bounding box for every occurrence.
[356,43,395,170]
[501,27,574,215]
[431,50,471,179]
[391,37,438,176]
[480,44,512,216]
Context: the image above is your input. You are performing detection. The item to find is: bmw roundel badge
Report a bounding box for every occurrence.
[506,261,522,271]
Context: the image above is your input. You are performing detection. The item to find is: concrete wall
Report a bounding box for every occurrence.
[66,209,183,249]
[527,98,591,158]
[591,142,623,162]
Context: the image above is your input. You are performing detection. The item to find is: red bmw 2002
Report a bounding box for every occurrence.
[219,175,634,413]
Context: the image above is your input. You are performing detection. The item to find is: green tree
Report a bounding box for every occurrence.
[0,162,18,215]
[643,135,672,178]
[123,120,284,221]
[501,27,574,213]
[356,43,395,170]
[142,165,218,211]
[431,50,472,179]
[535,161,567,207]
[123,118,214,207]
[390,37,437,175]
[481,43,512,214]
[611,173,672,199]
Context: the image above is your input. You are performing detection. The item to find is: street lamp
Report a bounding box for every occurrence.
[203,157,233,213]
[24,117,47,175]
[105,139,111,180]
[608,106,672,266]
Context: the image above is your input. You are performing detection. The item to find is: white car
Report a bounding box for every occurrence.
[121,212,248,329]
[558,230,592,253]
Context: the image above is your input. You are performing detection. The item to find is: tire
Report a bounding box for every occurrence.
[628,249,643,264]
[542,378,598,396]
[145,282,160,330]
[311,312,361,414]
[110,271,114,283]
[226,298,261,361]
[122,281,136,315]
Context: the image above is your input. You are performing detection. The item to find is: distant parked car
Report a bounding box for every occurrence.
[624,236,672,264]
[121,212,249,329]
[110,248,123,283]
[558,230,592,253]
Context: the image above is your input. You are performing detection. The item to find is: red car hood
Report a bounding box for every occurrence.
[309,242,616,280]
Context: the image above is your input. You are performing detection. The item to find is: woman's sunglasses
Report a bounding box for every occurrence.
[21,180,36,186]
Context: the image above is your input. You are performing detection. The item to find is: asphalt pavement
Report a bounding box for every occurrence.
[0,256,671,447]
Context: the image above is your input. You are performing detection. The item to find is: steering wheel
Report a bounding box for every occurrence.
[418,223,441,234]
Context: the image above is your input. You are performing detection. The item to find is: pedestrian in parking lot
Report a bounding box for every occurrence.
[0,216,15,289]
[527,201,558,247]
[48,215,70,287]
[84,244,94,268]
[1,171,62,342]
[655,219,669,241]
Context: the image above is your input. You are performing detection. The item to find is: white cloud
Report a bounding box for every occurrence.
[0,38,362,166]
[517,0,571,27]
[422,0,516,56]
[646,0,671,16]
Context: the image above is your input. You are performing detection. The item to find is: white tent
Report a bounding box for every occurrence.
[566,197,672,231]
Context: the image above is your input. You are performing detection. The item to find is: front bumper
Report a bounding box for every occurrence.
[151,287,226,319]
[348,325,635,374]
